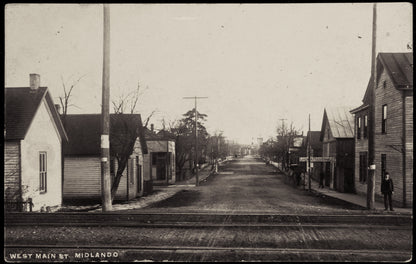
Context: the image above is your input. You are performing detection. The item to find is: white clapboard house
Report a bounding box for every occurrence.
[5,74,68,212]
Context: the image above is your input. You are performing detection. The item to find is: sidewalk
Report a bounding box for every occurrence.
[171,157,234,187]
[62,160,230,212]
[170,163,215,187]
[269,161,412,215]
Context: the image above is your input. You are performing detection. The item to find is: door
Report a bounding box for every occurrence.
[344,168,354,193]
[359,152,368,183]
[325,162,331,187]
[156,153,166,180]
[136,156,142,193]
[333,161,337,190]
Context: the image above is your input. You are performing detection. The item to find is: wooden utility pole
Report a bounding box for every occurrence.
[308,114,311,191]
[367,3,377,210]
[183,96,208,186]
[100,4,112,211]
[277,118,287,169]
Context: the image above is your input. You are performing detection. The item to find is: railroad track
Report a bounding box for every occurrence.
[4,221,412,229]
[5,213,412,261]
[5,244,412,262]
[5,212,413,227]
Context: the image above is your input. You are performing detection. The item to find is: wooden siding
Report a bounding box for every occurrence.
[374,68,412,207]
[4,141,21,201]
[112,157,139,201]
[322,120,336,189]
[335,139,355,193]
[353,109,369,196]
[404,94,413,206]
[132,137,144,197]
[144,140,176,185]
[64,156,134,201]
[63,156,101,200]
[321,114,354,192]
[114,163,128,201]
[64,135,146,201]
[20,100,62,211]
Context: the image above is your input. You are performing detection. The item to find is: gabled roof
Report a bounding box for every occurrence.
[351,52,413,114]
[320,106,354,141]
[350,76,372,115]
[377,52,413,89]
[63,114,148,156]
[143,127,175,141]
[5,87,68,141]
[157,129,176,141]
[305,131,322,151]
[143,127,162,140]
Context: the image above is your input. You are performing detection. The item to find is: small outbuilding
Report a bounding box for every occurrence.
[62,114,148,203]
[143,125,176,189]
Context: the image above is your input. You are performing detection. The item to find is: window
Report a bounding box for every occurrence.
[381,154,387,180]
[39,152,47,193]
[152,153,157,165]
[383,80,387,89]
[363,115,368,139]
[357,117,361,139]
[359,152,367,183]
[110,158,115,184]
[382,105,387,134]
[110,158,115,175]
[129,159,134,185]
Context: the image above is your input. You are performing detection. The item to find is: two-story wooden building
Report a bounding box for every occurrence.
[350,52,413,208]
[320,106,355,193]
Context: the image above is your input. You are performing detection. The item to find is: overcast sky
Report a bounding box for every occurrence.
[5,3,412,144]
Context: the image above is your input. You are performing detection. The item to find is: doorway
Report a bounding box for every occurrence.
[136,156,142,193]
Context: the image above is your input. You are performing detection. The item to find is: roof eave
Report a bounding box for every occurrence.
[21,88,48,140]
[350,104,369,114]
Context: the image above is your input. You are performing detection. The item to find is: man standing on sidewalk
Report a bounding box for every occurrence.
[319,172,325,188]
[381,172,394,211]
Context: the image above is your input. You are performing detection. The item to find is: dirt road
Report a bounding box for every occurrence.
[141,156,363,213]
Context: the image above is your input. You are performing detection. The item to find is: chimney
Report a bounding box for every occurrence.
[150,124,154,132]
[55,104,61,114]
[30,74,40,90]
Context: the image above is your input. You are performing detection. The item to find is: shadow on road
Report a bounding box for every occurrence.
[147,190,202,208]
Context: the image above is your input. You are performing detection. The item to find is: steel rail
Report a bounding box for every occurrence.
[5,244,410,255]
[4,221,412,229]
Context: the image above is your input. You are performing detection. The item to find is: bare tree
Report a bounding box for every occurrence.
[112,82,156,126]
[109,114,141,202]
[109,82,155,202]
[275,121,302,170]
[59,75,85,116]
[112,82,149,114]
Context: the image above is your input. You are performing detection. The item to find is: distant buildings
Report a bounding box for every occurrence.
[143,125,176,190]
[320,106,355,193]
[304,131,323,181]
